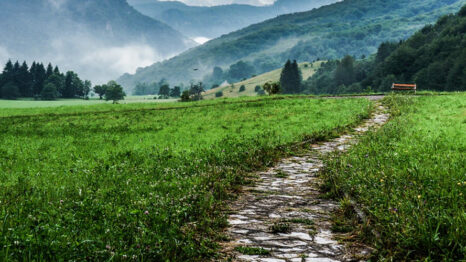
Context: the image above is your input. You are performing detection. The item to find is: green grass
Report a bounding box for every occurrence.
[203,61,323,99]
[234,246,271,255]
[0,96,371,261]
[323,93,465,261]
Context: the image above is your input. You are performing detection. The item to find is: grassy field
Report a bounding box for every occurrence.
[0,96,372,261]
[0,96,176,109]
[323,94,465,260]
[204,61,323,99]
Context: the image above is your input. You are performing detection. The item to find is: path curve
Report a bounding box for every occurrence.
[220,101,389,262]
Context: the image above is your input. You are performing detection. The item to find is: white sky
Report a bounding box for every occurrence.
[159,0,276,6]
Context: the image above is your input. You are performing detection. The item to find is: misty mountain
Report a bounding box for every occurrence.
[118,0,466,90]
[127,0,338,40]
[0,0,195,83]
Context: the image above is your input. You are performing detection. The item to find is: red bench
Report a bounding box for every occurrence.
[391,83,417,94]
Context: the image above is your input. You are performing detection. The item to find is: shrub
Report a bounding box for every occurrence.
[239,85,246,92]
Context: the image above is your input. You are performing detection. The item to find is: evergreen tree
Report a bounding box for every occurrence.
[0,60,14,89]
[280,60,302,94]
[32,63,46,96]
[53,66,60,75]
[18,61,32,97]
[335,55,355,87]
[63,71,80,98]
[46,63,54,78]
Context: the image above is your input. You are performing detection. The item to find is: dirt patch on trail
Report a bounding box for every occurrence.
[219,103,389,262]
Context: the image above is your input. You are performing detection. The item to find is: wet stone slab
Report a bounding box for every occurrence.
[220,104,389,262]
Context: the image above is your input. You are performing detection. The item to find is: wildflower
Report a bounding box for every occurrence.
[106,245,111,250]
[417,195,421,199]
[380,179,384,183]
[144,210,149,215]
[60,200,64,204]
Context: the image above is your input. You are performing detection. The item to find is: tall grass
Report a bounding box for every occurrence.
[323,94,465,260]
[0,97,371,260]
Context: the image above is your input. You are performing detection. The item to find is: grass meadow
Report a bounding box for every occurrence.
[323,94,465,260]
[0,96,372,261]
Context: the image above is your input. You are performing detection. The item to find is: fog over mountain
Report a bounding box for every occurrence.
[128,0,338,39]
[0,0,195,84]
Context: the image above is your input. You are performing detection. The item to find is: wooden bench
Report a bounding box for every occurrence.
[391,83,417,94]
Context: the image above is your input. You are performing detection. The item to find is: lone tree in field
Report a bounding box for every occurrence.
[280,60,302,94]
[94,85,107,99]
[104,81,126,104]
[262,82,281,95]
[239,85,246,92]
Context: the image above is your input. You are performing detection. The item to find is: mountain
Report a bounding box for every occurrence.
[127,0,338,40]
[118,0,466,91]
[0,0,195,83]
[302,5,466,95]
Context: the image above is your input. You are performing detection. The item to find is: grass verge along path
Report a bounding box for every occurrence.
[323,94,465,261]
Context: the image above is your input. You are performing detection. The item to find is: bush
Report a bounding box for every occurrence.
[254,85,261,92]
[40,83,58,100]
[239,85,246,92]
[180,90,190,102]
[215,91,223,97]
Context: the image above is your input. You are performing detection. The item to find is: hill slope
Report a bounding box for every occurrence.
[0,0,194,83]
[303,5,466,94]
[128,0,337,39]
[204,61,323,99]
[118,0,465,90]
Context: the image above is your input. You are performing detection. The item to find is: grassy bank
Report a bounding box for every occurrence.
[323,94,465,260]
[0,97,371,261]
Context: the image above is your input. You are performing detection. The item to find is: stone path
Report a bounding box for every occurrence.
[220,102,389,262]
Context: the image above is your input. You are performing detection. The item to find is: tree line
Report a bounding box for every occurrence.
[0,60,92,100]
[133,80,181,98]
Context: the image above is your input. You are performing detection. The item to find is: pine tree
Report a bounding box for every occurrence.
[32,63,47,96]
[18,61,33,97]
[280,60,302,94]
[46,63,54,78]
[280,60,293,94]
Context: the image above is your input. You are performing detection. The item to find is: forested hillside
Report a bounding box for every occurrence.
[304,5,466,94]
[0,0,194,83]
[118,0,465,91]
[128,0,336,39]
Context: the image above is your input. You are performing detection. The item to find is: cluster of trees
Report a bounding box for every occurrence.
[0,60,91,100]
[304,6,466,94]
[133,80,181,98]
[93,81,126,104]
[181,82,205,102]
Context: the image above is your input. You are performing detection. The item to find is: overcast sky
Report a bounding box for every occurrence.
[159,0,276,6]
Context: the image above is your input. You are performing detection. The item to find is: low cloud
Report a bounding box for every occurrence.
[159,0,275,6]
